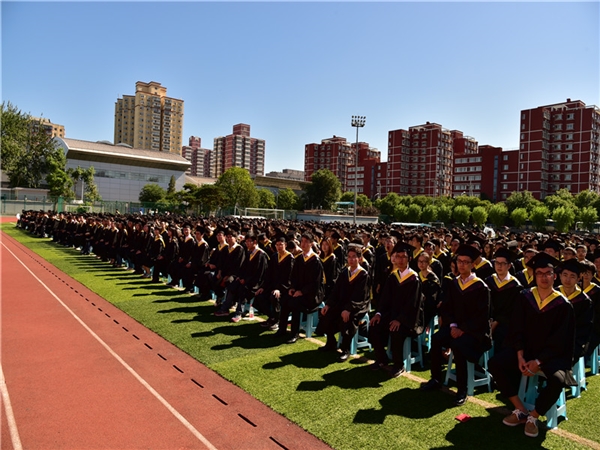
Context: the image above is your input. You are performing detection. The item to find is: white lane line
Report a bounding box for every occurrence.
[1,242,218,450]
[1,365,23,450]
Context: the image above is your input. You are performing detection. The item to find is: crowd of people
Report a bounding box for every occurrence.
[16,209,600,438]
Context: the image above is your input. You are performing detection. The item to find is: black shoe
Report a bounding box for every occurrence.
[370,361,388,371]
[318,343,337,352]
[390,366,406,378]
[420,379,442,391]
[260,319,275,328]
[454,391,468,406]
[338,351,350,362]
[286,334,300,344]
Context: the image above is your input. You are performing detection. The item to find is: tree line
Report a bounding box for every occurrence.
[1,102,101,205]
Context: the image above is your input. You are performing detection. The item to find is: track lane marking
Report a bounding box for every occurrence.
[1,241,218,450]
[1,365,23,450]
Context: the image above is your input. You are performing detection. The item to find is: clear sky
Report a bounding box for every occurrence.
[2,1,599,174]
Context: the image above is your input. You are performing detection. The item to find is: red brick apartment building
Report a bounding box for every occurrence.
[303,99,599,202]
[212,124,265,178]
[181,136,211,177]
[304,136,380,194]
[516,99,600,199]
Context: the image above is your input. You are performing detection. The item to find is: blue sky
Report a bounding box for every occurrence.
[2,1,599,174]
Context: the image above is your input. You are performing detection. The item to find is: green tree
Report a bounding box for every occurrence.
[1,103,66,188]
[378,192,401,218]
[510,208,529,228]
[214,167,258,209]
[577,206,599,231]
[437,204,453,224]
[452,205,471,225]
[277,188,299,211]
[574,190,600,210]
[545,188,575,212]
[530,206,550,231]
[303,169,341,210]
[406,204,422,223]
[46,150,74,204]
[139,184,166,203]
[488,203,508,228]
[68,166,101,203]
[167,175,176,196]
[471,206,488,227]
[82,167,101,203]
[421,204,438,224]
[393,204,409,222]
[197,184,227,213]
[505,191,540,213]
[552,205,576,233]
[257,188,276,209]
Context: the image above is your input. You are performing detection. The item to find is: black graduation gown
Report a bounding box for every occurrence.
[377,268,424,336]
[559,286,594,361]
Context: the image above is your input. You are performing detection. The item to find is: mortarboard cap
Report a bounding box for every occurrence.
[455,244,481,261]
[526,252,560,270]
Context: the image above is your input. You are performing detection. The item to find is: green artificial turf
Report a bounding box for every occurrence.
[3,224,599,450]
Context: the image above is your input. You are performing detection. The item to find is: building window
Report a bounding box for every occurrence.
[566,144,573,150]
[503,154,509,161]
[520,144,524,149]
[503,184,508,189]
[567,113,574,120]
[566,123,574,130]
[521,124,525,130]
[503,174,507,180]
[503,164,508,170]
[567,134,574,140]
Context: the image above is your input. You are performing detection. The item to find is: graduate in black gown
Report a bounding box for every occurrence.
[488,252,576,439]
[485,248,523,353]
[421,244,491,407]
[370,242,424,378]
[318,244,370,362]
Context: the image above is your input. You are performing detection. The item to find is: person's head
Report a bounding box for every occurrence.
[576,244,588,261]
[409,234,423,249]
[300,232,315,254]
[391,242,413,271]
[455,244,480,278]
[320,237,333,257]
[559,259,582,290]
[417,251,432,273]
[493,248,513,278]
[562,247,576,261]
[450,256,459,276]
[225,229,238,246]
[384,236,397,254]
[580,260,596,285]
[274,237,286,254]
[245,233,258,251]
[527,252,560,290]
[182,225,191,236]
[347,245,362,269]
[215,229,225,243]
[450,238,461,255]
[361,232,371,246]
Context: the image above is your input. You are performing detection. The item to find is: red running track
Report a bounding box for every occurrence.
[0,229,331,450]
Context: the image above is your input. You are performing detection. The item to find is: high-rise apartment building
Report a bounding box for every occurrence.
[114,81,184,154]
[514,99,600,199]
[31,117,65,138]
[304,136,380,194]
[181,136,211,177]
[211,124,265,177]
[387,122,454,197]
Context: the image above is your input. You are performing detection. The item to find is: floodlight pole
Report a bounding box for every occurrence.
[351,116,366,224]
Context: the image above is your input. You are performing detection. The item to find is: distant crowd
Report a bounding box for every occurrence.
[17,209,600,438]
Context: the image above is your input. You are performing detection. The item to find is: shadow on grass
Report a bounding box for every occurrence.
[296,361,389,390]
[354,387,454,423]
[429,414,549,449]
[186,317,284,350]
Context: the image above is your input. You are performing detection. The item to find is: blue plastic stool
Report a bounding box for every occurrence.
[571,357,586,398]
[518,373,567,429]
[385,334,424,372]
[338,313,372,355]
[588,345,599,375]
[444,349,492,396]
[299,306,322,338]
[423,316,438,353]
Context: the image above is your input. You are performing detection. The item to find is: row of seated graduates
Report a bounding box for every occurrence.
[16,209,600,368]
